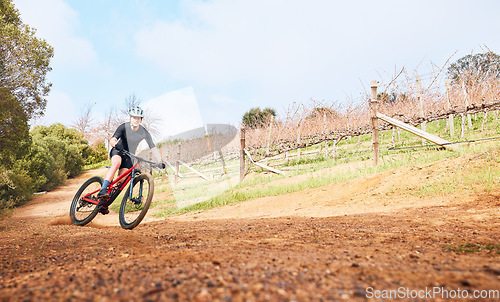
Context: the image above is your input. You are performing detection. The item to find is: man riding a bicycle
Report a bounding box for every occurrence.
[97,106,162,214]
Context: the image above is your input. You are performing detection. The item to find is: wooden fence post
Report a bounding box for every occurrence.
[481,89,487,131]
[218,150,226,175]
[175,142,181,184]
[391,126,396,149]
[266,115,274,157]
[416,76,426,144]
[370,81,379,166]
[462,81,473,128]
[240,127,246,182]
[460,113,466,138]
[481,110,488,132]
[377,113,455,150]
[445,80,454,137]
[332,139,337,159]
[297,122,302,161]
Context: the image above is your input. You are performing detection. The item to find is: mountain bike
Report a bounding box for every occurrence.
[70,150,164,230]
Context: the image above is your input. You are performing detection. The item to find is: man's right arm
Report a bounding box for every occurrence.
[110,137,118,148]
[110,123,125,150]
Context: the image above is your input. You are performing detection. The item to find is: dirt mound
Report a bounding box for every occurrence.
[172,156,467,221]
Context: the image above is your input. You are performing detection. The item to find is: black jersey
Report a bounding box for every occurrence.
[112,122,155,154]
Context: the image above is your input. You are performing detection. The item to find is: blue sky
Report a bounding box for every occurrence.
[13,0,500,136]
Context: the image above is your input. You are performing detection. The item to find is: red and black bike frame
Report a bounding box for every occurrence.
[81,163,141,206]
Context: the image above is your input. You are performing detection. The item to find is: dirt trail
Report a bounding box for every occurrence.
[1,155,500,301]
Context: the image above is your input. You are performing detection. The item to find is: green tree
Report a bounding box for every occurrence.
[447,52,500,84]
[31,123,88,145]
[21,140,61,191]
[378,92,409,106]
[242,107,276,129]
[0,87,30,165]
[0,0,54,119]
[0,0,54,209]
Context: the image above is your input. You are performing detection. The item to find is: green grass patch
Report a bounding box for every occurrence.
[282,153,328,167]
[416,179,458,197]
[84,159,110,171]
[446,242,500,254]
[412,148,500,197]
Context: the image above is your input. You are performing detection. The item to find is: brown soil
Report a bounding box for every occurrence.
[1,154,500,301]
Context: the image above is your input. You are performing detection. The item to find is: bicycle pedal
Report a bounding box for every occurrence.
[97,193,109,199]
[99,207,110,215]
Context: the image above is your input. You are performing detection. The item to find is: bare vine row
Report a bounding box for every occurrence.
[244,71,500,160]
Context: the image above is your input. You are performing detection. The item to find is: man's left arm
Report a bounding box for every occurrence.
[143,127,164,165]
[151,147,163,162]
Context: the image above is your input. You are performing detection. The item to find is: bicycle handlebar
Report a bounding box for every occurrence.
[122,150,165,169]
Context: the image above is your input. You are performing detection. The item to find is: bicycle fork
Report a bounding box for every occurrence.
[129,170,144,205]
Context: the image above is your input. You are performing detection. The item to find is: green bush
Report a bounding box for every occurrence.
[84,141,108,166]
[65,144,84,177]
[0,123,101,209]
[31,123,90,177]
[24,140,67,191]
[0,164,37,209]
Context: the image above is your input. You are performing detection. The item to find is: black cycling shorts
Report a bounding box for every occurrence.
[109,148,133,170]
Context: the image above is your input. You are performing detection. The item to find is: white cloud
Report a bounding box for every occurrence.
[134,1,361,122]
[14,0,99,70]
[134,0,343,88]
[128,2,386,113]
[134,0,500,108]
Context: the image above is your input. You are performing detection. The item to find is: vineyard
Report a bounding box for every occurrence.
[245,68,500,159]
[135,64,500,215]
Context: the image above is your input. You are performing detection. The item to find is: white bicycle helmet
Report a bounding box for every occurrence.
[129,106,144,117]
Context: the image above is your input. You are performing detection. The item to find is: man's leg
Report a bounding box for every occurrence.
[98,155,122,198]
[113,168,129,189]
[97,155,123,215]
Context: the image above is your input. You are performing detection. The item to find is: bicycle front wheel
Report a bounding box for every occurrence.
[119,173,154,230]
[70,176,103,226]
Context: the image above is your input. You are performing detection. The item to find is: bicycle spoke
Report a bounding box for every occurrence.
[119,174,153,229]
[70,176,102,226]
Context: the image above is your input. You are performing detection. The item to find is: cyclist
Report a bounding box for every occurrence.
[97,106,162,214]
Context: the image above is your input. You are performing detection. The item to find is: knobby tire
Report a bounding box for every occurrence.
[119,173,153,230]
[70,176,103,226]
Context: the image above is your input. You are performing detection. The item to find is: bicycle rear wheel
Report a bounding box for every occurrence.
[70,176,103,226]
[119,173,153,230]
